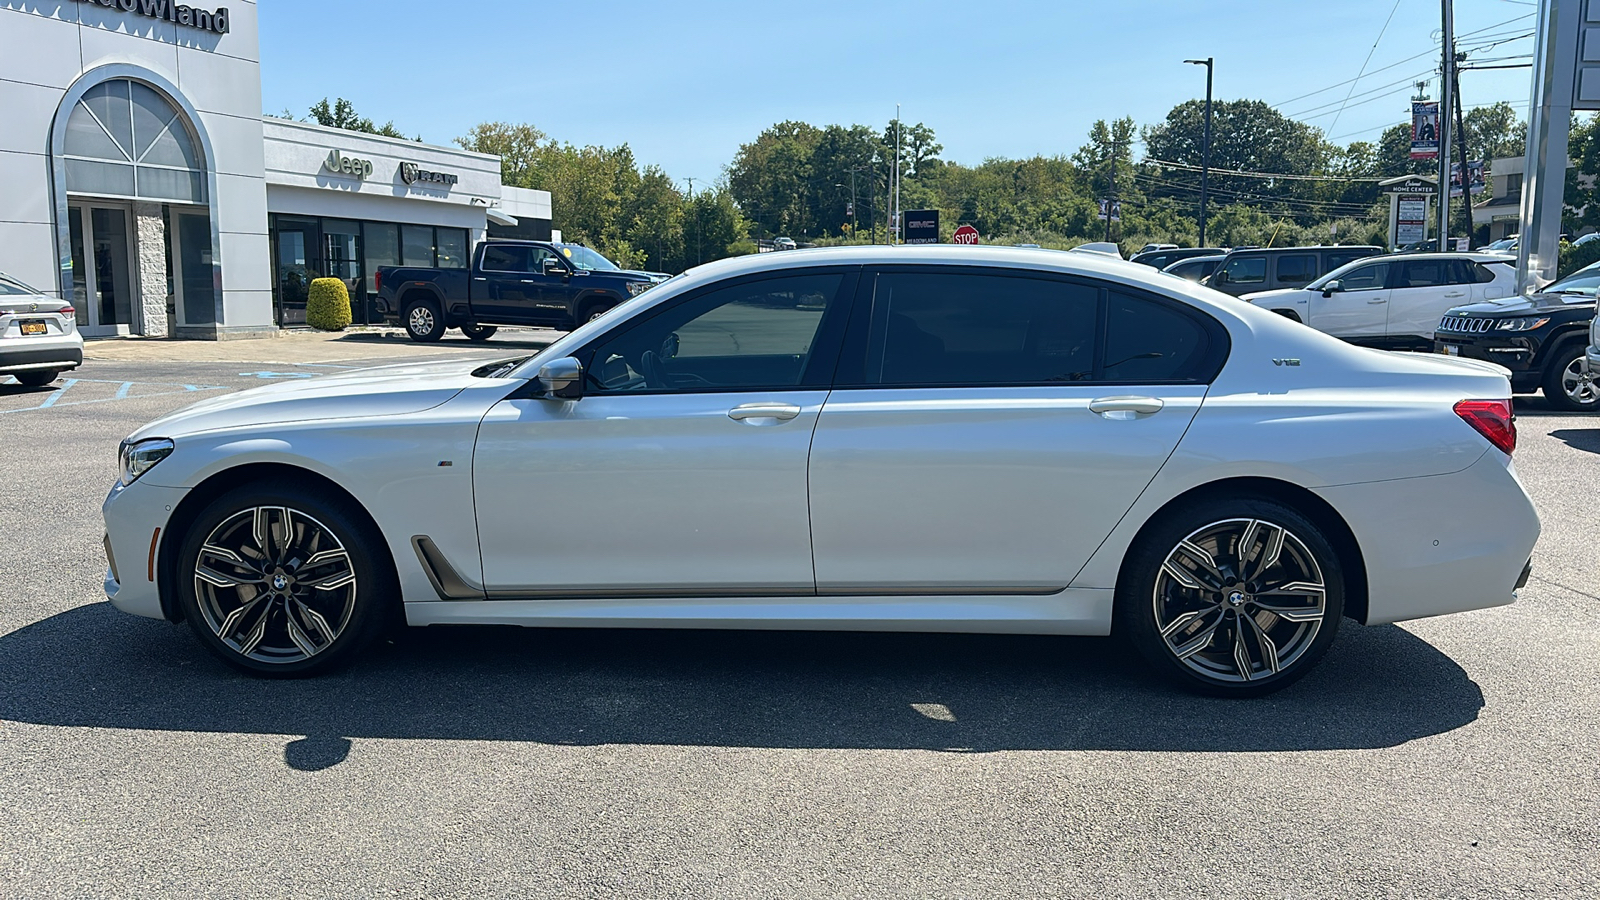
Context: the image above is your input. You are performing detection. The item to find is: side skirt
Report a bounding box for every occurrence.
[402,589,1115,636]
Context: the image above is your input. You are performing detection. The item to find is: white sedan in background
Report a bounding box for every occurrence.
[1241,252,1516,349]
[103,246,1539,696]
[0,271,82,387]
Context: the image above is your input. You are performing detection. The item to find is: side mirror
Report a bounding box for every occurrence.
[1322,280,1343,297]
[1212,270,1227,285]
[542,258,566,277]
[538,356,584,400]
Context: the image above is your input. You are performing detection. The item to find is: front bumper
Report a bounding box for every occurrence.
[102,478,191,620]
[1434,335,1541,392]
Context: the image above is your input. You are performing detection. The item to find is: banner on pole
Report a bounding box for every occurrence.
[1449,160,1487,198]
[1410,102,1440,160]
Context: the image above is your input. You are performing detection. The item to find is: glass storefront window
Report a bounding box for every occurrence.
[402,225,435,267]
[323,219,361,299]
[364,223,399,294]
[436,229,468,269]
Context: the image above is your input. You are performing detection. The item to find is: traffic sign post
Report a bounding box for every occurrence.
[952,224,980,245]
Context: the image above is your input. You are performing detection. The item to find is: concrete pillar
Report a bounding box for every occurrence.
[133,202,169,338]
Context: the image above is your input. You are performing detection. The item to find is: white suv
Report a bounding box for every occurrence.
[1241,253,1516,349]
[0,271,82,387]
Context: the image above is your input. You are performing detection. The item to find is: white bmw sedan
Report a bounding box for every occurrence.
[103,246,1540,696]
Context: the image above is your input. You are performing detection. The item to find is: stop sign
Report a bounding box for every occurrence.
[952,224,980,245]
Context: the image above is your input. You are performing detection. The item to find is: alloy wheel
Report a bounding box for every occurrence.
[193,506,358,664]
[1561,357,1598,406]
[408,306,435,335]
[1152,518,1327,684]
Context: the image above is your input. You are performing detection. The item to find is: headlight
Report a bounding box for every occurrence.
[626,281,651,296]
[1494,317,1550,332]
[119,438,174,486]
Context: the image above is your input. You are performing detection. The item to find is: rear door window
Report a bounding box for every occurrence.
[481,245,532,272]
[1274,254,1318,286]
[1398,260,1449,288]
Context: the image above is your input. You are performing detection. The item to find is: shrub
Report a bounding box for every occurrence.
[306,277,352,331]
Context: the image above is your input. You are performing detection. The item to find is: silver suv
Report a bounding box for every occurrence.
[0,272,82,387]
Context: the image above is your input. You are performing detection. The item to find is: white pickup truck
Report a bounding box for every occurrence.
[1240,252,1517,351]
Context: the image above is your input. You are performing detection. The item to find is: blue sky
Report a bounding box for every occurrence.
[259,0,1539,179]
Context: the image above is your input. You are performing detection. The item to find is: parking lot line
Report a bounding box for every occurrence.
[0,378,229,414]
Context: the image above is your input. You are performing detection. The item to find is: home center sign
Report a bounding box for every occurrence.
[77,0,232,35]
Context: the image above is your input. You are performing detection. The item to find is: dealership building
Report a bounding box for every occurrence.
[0,1,551,338]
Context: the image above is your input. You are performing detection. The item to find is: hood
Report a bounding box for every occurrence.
[1446,291,1596,317]
[1239,287,1306,304]
[624,269,672,283]
[130,358,505,440]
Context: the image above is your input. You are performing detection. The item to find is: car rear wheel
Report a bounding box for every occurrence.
[1543,344,1600,412]
[12,370,59,387]
[176,482,396,677]
[404,297,445,343]
[1116,496,1345,697]
[462,324,497,342]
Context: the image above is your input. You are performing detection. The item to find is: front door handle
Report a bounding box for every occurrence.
[1444,291,1466,298]
[728,402,802,424]
[1088,396,1164,420]
[1368,298,1389,304]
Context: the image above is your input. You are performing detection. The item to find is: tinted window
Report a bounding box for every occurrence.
[529,246,559,272]
[481,245,531,272]
[1104,292,1213,382]
[588,273,843,393]
[1473,263,1501,284]
[1339,262,1390,291]
[1326,251,1372,271]
[1275,254,1318,286]
[1399,259,1450,288]
[1224,257,1266,284]
[867,273,1099,385]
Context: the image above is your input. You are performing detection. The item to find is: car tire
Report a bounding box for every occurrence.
[462,324,497,343]
[1114,495,1345,697]
[12,370,59,387]
[404,297,445,343]
[175,481,398,678]
[1541,342,1600,412]
[578,299,615,325]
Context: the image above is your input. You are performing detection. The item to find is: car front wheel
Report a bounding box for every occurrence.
[1543,344,1600,412]
[176,482,396,677]
[1116,497,1345,697]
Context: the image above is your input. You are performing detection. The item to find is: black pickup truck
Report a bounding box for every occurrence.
[375,240,659,342]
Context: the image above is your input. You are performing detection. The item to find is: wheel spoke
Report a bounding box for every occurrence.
[195,566,261,589]
[1242,520,1286,583]
[218,595,271,650]
[1169,609,1226,659]
[1231,625,1254,681]
[1243,612,1282,674]
[1167,540,1226,590]
[283,605,320,658]
[290,598,338,647]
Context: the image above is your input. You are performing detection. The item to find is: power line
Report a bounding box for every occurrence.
[1329,0,1404,133]
[1144,157,1385,182]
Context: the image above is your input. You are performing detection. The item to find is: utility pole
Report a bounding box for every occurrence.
[893,104,902,245]
[1103,136,1125,243]
[1453,49,1474,243]
[1185,57,1215,247]
[1437,0,1456,250]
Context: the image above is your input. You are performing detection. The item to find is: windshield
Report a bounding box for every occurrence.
[557,244,621,272]
[1538,262,1600,298]
[0,274,44,296]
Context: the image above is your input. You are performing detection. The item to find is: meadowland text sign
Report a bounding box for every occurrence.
[77,0,231,35]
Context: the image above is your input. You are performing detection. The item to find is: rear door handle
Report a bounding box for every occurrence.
[1088,396,1164,419]
[728,402,802,423]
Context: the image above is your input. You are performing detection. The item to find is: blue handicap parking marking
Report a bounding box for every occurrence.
[0,378,230,414]
[238,371,316,379]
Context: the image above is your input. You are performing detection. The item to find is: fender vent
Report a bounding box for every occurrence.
[411,536,484,601]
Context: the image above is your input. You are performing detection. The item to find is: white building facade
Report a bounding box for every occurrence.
[0,1,548,339]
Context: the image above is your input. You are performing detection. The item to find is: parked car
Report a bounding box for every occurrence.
[1136,243,1179,255]
[1162,255,1226,283]
[103,245,1539,697]
[0,271,81,387]
[1205,246,1383,297]
[1243,253,1517,350]
[774,237,798,250]
[1131,247,1228,270]
[1434,260,1600,412]
[1483,235,1519,254]
[375,240,655,342]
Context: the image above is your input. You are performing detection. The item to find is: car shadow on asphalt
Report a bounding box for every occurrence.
[0,604,1484,769]
[1550,428,1600,454]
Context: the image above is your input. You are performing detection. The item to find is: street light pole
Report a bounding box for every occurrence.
[1185,57,1214,247]
[1437,0,1456,250]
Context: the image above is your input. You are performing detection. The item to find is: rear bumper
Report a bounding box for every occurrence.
[0,343,83,373]
[1313,449,1540,625]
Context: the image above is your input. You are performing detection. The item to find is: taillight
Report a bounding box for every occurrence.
[373,270,382,293]
[1454,399,1516,455]
[58,306,75,318]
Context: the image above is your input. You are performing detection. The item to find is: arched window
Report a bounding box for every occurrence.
[62,79,205,203]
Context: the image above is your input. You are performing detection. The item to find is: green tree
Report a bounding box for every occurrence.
[309,98,409,140]
[727,121,823,238]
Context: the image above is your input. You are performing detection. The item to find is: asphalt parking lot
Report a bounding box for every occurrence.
[2,336,1598,898]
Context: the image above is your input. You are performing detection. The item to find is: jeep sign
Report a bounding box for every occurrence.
[325,150,374,180]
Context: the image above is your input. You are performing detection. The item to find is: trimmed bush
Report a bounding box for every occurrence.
[306,277,352,331]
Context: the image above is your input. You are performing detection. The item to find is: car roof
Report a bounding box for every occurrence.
[1168,255,1227,266]
[1226,245,1382,255]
